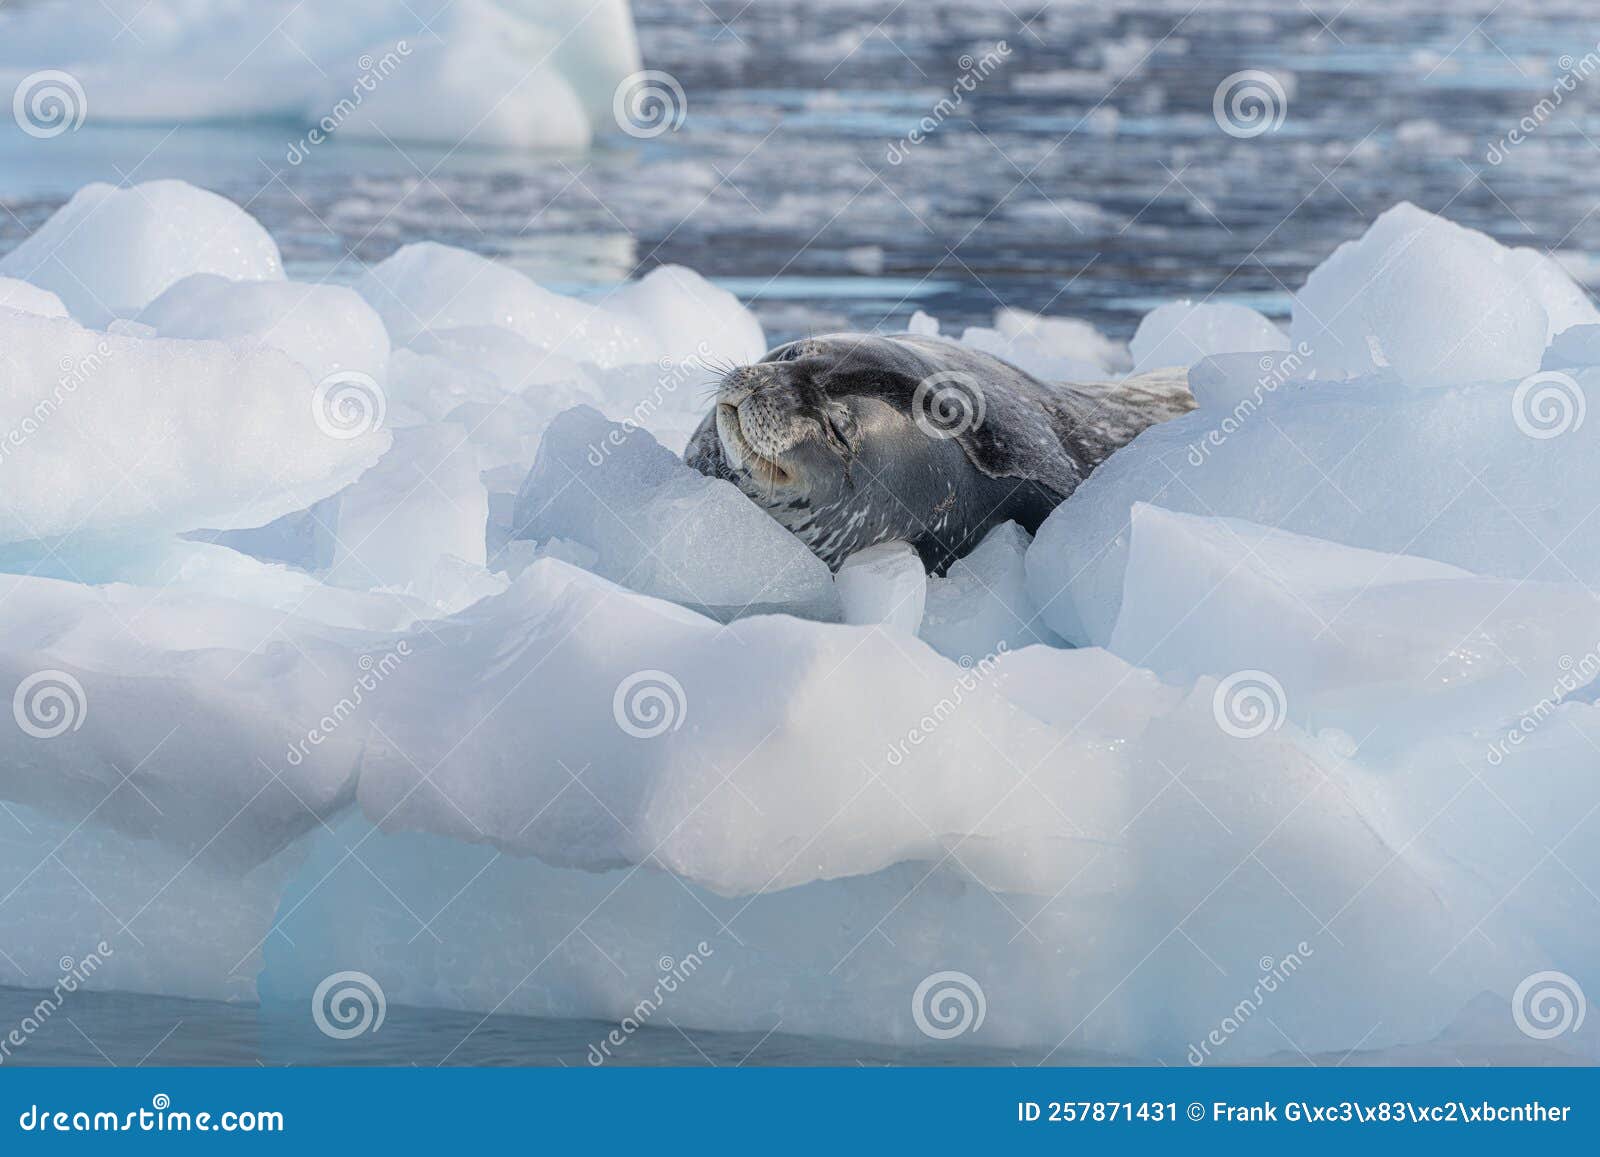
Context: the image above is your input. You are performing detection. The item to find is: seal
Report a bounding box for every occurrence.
[685,333,1194,573]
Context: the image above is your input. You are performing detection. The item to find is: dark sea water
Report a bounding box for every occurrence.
[3,0,1600,1067]
[3,0,1599,346]
[3,985,1583,1068]
[0,986,1054,1067]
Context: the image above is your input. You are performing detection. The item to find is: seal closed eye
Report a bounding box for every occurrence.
[684,332,1195,573]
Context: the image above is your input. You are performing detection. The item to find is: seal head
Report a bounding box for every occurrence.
[685,333,1192,572]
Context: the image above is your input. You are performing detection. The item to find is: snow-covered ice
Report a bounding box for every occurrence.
[920,521,1061,661]
[1026,364,1600,646]
[1129,300,1289,372]
[1291,202,1600,387]
[138,274,391,386]
[0,306,387,547]
[836,541,927,633]
[1,182,1598,1064]
[1108,504,1600,744]
[325,425,498,614]
[510,406,839,621]
[0,276,69,320]
[0,181,285,326]
[355,242,764,376]
[905,307,1131,381]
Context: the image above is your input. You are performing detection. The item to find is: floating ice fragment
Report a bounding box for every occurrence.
[511,406,839,621]
[836,542,927,633]
[1130,300,1289,373]
[0,181,284,326]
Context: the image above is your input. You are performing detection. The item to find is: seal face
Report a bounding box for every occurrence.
[685,333,1194,573]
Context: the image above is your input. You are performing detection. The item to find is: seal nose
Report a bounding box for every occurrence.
[711,364,805,487]
[716,365,761,407]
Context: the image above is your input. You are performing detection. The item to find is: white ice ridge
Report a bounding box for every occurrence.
[2,181,1600,1063]
[0,0,642,151]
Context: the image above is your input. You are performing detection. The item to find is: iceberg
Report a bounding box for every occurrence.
[0,0,642,152]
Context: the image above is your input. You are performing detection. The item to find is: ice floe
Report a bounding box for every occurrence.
[1,181,1597,1064]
